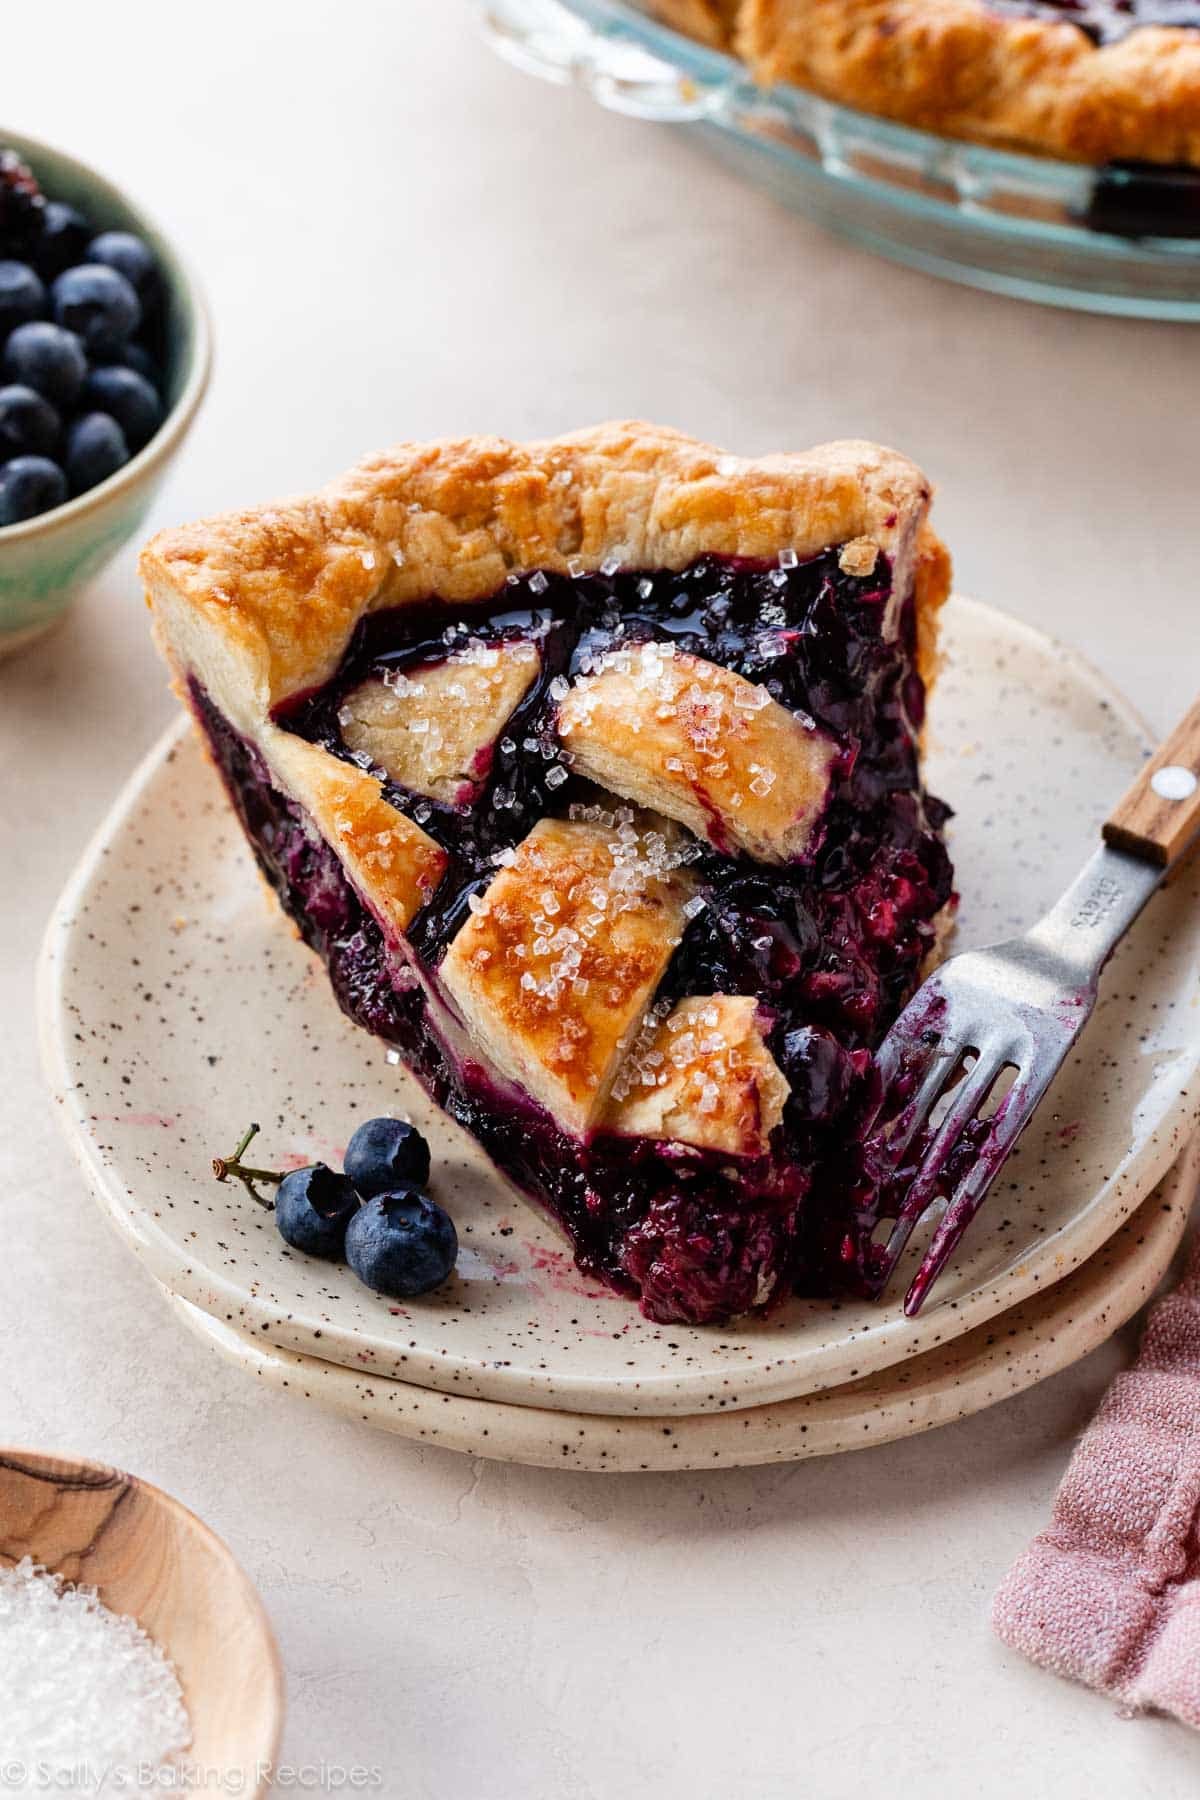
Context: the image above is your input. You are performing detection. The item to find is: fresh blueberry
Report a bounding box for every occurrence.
[33,201,91,279]
[0,384,60,459]
[64,412,128,495]
[87,230,158,298]
[119,341,158,383]
[345,1188,458,1298]
[3,320,87,407]
[51,263,139,356]
[0,455,67,526]
[345,1116,432,1197]
[83,365,162,450]
[274,1163,360,1259]
[0,261,45,337]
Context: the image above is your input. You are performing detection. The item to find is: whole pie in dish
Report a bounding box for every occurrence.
[648,0,1200,167]
[140,423,954,1326]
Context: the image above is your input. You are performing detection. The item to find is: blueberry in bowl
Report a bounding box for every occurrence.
[87,229,160,297]
[63,412,130,497]
[0,455,67,527]
[0,259,45,336]
[0,131,210,659]
[31,200,90,279]
[82,364,162,451]
[3,321,87,410]
[0,384,60,460]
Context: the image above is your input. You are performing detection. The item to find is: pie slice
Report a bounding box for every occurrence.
[141,422,954,1326]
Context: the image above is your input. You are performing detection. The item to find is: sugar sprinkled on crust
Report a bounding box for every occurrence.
[557,642,839,863]
[605,994,789,1157]
[339,640,539,806]
[439,814,697,1137]
[142,422,950,1201]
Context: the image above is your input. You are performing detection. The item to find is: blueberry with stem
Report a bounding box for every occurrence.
[211,1121,283,1205]
[212,1122,359,1259]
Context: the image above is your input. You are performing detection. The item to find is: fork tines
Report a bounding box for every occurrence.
[864,978,1067,1316]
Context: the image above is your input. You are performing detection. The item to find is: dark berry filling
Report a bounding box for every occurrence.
[983,0,1200,45]
[192,549,954,1325]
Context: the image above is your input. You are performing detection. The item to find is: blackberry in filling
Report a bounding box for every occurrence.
[191,551,953,1326]
[984,0,1200,45]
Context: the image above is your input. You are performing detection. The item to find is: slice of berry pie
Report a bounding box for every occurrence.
[140,423,954,1325]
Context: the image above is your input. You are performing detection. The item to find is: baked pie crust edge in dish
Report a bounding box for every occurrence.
[647,0,1200,168]
[140,421,954,1326]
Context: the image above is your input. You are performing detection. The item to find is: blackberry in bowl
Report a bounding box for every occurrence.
[0,134,210,657]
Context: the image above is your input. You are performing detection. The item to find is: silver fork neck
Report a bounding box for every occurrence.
[1025,843,1163,988]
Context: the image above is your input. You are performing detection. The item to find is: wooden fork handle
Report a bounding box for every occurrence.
[1103,695,1200,869]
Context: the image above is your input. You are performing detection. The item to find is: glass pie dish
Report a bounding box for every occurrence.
[480,0,1200,318]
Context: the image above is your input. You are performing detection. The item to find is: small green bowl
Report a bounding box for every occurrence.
[0,130,211,657]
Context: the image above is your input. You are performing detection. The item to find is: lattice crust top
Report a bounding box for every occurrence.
[142,424,950,1158]
[558,641,839,864]
[439,815,700,1139]
[604,995,790,1157]
[339,641,541,807]
[345,635,817,1146]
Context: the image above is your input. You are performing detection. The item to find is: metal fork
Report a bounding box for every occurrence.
[867,693,1200,1316]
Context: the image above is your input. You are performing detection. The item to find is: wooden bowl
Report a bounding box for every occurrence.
[0,1448,283,1790]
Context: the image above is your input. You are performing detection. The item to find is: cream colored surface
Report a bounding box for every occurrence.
[3,6,1200,1797]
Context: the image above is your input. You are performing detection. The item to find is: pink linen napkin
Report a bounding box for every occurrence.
[992,1220,1200,1726]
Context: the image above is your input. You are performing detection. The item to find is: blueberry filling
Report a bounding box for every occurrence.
[192,550,954,1325]
[983,0,1200,46]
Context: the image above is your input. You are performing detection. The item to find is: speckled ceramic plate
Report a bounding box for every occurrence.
[161,1141,1197,1470]
[40,598,1200,1417]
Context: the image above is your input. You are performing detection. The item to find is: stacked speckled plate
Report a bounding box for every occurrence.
[40,599,1200,1469]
